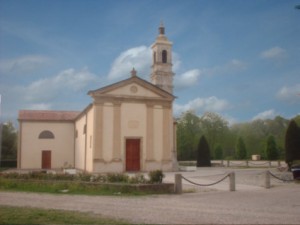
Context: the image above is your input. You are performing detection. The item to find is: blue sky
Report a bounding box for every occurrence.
[0,0,299,124]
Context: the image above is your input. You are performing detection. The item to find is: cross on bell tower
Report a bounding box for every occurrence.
[150,22,174,94]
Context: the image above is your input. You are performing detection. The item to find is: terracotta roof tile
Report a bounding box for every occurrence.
[18,110,80,121]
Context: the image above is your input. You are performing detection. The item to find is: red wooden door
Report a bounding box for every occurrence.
[126,139,140,171]
[42,150,51,169]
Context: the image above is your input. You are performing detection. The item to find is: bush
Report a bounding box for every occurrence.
[236,137,247,159]
[1,171,169,185]
[196,136,211,167]
[106,173,129,183]
[214,145,223,160]
[129,174,147,184]
[285,120,300,169]
[148,170,164,183]
[265,135,278,160]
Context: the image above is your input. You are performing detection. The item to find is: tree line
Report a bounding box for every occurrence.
[176,111,300,161]
[1,113,300,167]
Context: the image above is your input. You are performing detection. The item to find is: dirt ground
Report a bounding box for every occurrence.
[1,168,299,224]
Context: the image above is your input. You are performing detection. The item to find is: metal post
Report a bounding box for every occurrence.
[246,160,249,167]
[229,172,235,191]
[227,160,230,167]
[265,171,271,189]
[278,161,281,167]
[269,161,272,168]
[175,174,182,194]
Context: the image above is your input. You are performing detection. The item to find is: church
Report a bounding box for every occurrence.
[17,24,178,173]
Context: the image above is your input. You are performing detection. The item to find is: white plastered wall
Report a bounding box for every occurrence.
[19,121,74,169]
[153,105,163,161]
[121,102,146,170]
[85,107,94,172]
[102,103,114,162]
[74,115,86,170]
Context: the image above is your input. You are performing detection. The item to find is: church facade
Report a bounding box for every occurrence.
[17,24,178,173]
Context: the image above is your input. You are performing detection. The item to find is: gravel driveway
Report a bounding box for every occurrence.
[1,168,299,224]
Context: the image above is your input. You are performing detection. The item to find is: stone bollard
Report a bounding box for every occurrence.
[265,171,271,189]
[269,161,272,167]
[278,161,281,167]
[227,160,230,167]
[246,160,249,167]
[175,174,182,194]
[229,172,236,191]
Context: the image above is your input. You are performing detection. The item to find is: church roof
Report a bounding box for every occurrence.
[88,74,176,100]
[19,110,80,121]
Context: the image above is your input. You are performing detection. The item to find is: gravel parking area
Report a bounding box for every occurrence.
[1,168,299,224]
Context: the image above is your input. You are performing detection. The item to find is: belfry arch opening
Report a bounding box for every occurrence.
[162,50,167,63]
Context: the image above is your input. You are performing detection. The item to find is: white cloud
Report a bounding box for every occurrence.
[107,46,152,80]
[174,96,230,116]
[0,55,51,74]
[172,52,181,72]
[252,109,277,121]
[277,83,300,103]
[223,115,239,126]
[175,69,201,89]
[204,59,248,76]
[24,68,97,102]
[260,47,287,60]
[1,67,98,119]
[107,45,184,82]
[27,103,52,110]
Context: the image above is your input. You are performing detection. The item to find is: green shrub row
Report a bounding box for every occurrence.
[0,170,165,184]
[0,178,174,195]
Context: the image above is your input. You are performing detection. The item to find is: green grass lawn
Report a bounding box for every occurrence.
[0,205,129,225]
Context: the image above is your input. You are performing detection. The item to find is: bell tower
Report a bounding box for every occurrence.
[151,22,174,94]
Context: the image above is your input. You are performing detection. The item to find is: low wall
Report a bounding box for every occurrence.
[0,178,175,194]
[179,160,287,168]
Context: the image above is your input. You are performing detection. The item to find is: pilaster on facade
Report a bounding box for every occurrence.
[162,106,172,161]
[112,102,121,161]
[93,103,103,160]
[146,103,154,161]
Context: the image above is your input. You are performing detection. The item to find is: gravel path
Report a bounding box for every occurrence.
[1,184,300,224]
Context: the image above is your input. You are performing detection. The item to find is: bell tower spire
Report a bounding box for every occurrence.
[159,21,165,35]
[150,23,174,94]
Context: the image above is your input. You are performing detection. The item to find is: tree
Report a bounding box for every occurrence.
[196,135,211,167]
[200,112,228,157]
[176,111,201,160]
[214,145,223,160]
[1,122,17,160]
[235,137,247,159]
[265,135,278,160]
[285,120,300,168]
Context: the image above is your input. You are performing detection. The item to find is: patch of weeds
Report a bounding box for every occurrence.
[0,205,129,224]
[128,174,147,184]
[182,188,196,193]
[106,173,129,183]
[148,170,164,183]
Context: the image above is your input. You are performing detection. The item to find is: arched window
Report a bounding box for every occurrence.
[162,50,167,63]
[39,130,55,139]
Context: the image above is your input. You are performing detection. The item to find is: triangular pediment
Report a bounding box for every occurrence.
[88,76,175,101]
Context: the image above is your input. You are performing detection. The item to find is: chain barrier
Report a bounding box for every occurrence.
[248,161,270,166]
[189,173,228,179]
[229,161,246,166]
[268,171,293,182]
[181,174,229,187]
